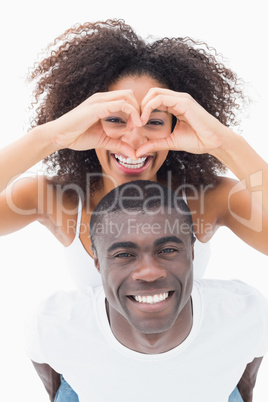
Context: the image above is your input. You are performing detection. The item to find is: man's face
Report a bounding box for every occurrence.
[93,210,194,336]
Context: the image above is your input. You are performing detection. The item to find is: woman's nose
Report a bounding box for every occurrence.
[121,126,148,150]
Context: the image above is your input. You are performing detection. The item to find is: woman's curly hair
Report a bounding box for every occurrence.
[28,19,245,198]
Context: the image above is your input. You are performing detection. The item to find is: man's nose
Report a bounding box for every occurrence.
[132,258,167,282]
[121,126,148,150]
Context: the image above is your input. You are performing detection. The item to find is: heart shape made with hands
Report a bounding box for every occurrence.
[117,118,198,159]
[125,109,227,158]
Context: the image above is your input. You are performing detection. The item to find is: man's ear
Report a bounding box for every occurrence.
[91,247,100,272]
[191,237,196,260]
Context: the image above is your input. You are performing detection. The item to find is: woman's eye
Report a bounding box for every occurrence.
[146,119,164,126]
[105,117,126,124]
[147,120,162,126]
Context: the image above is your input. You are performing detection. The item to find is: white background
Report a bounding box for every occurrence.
[0,0,267,400]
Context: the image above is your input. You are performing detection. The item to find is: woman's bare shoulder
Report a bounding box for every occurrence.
[185,176,239,241]
[0,174,79,245]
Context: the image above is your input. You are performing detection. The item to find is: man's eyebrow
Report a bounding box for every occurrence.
[107,242,138,253]
[153,236,183,247]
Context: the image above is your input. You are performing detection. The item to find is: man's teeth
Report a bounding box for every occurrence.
[115,154,147,169]
[134,292,169,304]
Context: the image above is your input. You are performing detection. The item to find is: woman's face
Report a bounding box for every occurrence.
[95,75,172,190]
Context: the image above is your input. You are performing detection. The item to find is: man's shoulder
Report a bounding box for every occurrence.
[194,279,268,314]
[35,286,103,320]
[195,278,260,295]
[26,286,105,363]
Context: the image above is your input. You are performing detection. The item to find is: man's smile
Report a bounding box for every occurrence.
[129,291,174,304]
[133,292,169,304]
[125,290,176,313]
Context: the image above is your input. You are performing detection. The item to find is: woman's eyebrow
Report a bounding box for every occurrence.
[152,109,169,113]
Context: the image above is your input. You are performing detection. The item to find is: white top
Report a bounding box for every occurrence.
[64,198,211,289]
[27,280,268,402]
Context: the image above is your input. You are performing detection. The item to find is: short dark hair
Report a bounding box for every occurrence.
[90,180,195,250]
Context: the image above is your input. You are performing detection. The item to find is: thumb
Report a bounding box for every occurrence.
[136,138,171,158]
[101,137,137,160]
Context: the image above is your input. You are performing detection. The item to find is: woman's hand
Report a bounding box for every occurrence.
[49,90,142,159]
[136,88,232,157]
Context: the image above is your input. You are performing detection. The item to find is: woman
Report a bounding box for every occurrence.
[0,20,267,401]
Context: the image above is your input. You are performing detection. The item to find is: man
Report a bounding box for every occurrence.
[27,180,268,401]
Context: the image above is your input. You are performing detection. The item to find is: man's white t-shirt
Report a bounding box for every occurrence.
[26,280,268,402]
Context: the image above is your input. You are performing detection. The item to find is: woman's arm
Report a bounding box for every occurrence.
[211,130,268,218]
[0,125,57,193]
[210,131,268,254]
[0,89,141,237]
[0,125,59,236]
[0,87,141,194]
[138,89,268,254]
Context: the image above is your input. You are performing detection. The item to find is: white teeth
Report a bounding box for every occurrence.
[114,154,147,169]
[134,292,169,304]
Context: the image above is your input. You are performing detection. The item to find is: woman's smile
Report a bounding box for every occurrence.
[112,153,153,175]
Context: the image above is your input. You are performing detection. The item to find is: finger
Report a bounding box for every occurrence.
[115,101,143,127]
[141,90,195,124]
[141,88,192,109]
[141,87,174,109]
[100,137,137,159]
[96,100,142,127]
[141,95,179,124]
[136,137,173,157]
[88,89,140,113]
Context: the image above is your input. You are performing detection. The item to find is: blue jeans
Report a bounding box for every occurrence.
[55,375,243,401]
[228,387,244,401]
[54,375,79,402]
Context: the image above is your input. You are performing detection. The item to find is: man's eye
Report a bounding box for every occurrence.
[159,248,177,254]
[115,252,133,258]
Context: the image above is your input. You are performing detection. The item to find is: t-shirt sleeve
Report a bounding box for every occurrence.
[25,309,46,364]
[25,290,72,363]
[254,292,268,357]
[25,288,93,364]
